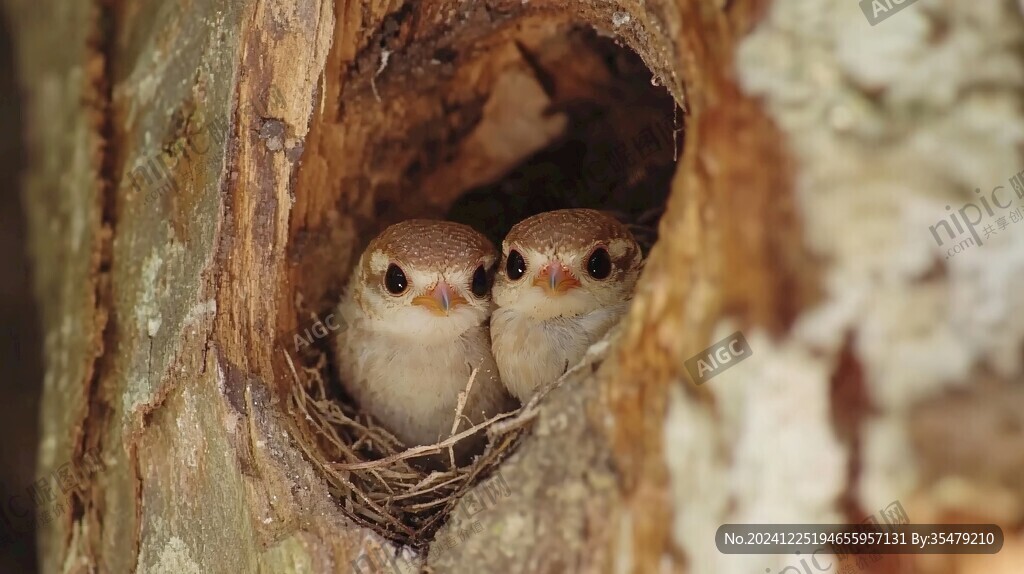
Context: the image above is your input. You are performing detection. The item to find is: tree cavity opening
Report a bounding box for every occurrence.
[282,11,683,549]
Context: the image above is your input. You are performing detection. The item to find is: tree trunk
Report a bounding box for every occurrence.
[6,0,1024,573]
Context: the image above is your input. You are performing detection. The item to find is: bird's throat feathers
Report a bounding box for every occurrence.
[503,286,605,321]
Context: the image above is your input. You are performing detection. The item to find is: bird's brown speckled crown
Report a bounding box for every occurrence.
[504,209,637,254]
[363,220,496,271]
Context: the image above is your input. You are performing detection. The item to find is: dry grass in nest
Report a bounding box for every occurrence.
[281,342,530,548]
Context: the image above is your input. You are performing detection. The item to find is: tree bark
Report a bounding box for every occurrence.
[6,0,1024,573]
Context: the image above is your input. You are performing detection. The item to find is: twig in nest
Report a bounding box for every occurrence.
[390,473,466,502]
[332,409,518,471]
[447,366,478,467]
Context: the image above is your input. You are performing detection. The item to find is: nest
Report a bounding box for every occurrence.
[277,209,661,549]
[281,336,532,548]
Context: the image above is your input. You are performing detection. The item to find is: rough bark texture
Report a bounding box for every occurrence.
[6,0,1024,573]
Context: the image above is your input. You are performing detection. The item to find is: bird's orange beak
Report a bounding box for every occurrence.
[533,261,581,295]
[412,280,467,316]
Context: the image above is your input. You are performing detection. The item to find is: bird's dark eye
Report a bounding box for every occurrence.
[384,264,408,295]
[587,247,612,280]
[506,250,526,281]
[471,265,489,298]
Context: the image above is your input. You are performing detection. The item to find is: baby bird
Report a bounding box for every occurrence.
[334,220,515,465]
[490,209,643,402]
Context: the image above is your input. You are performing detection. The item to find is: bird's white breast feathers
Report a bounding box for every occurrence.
[491,303,628,402]
[334,295,510,449]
